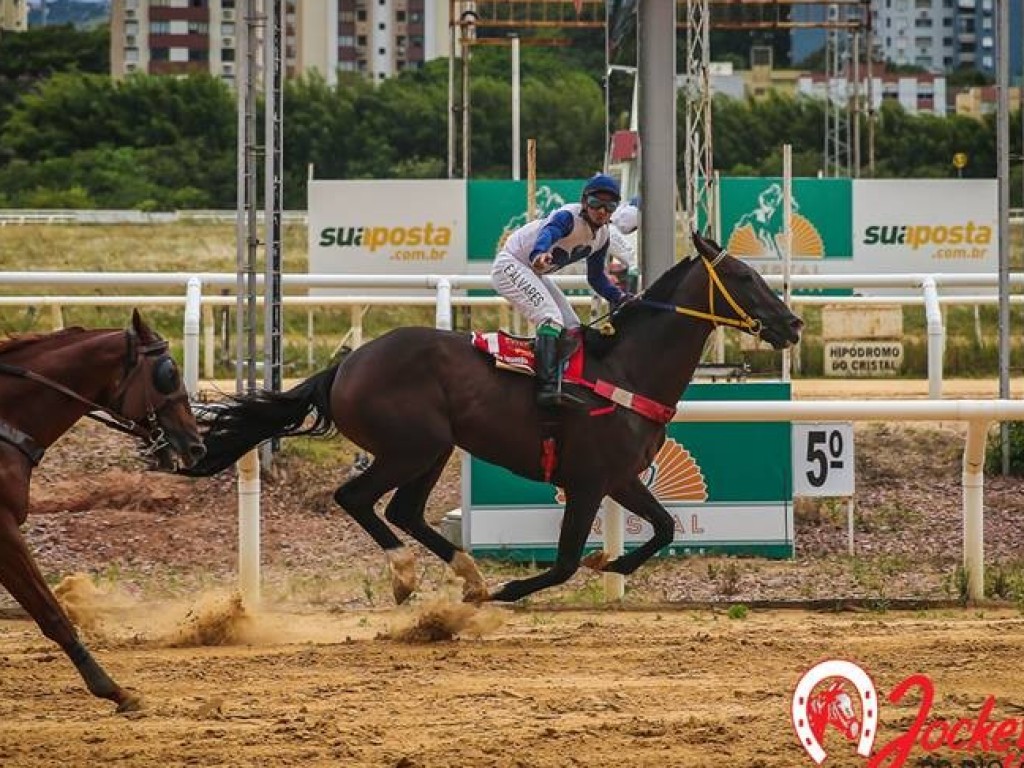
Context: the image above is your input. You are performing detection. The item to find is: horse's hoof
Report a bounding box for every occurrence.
[581,550,611,571]
[115,692,144,713]
[392,582,415,605]
[462,584,491,604]
[387,548,418,605]
[450,552,489,604]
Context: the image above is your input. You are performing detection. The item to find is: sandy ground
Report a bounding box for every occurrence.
[2,376,1021,768]
[1,602,1023,768]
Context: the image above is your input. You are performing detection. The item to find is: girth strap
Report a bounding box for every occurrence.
[564,374,676,425]
[0,418,44,465]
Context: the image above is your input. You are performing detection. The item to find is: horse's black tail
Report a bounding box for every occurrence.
[180,362,341,477]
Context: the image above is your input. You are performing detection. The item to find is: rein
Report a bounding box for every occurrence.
[637,251,762,334]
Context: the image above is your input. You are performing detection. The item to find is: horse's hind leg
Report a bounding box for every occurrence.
[383,450,488,603]
[489,487,604,603]
[0,509,140,712]
[333,452,448,604]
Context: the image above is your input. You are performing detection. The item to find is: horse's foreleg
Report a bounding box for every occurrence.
[489,488,603,603]
[598,478,674,576]
[382,451,489,603]
[0,512,140,712]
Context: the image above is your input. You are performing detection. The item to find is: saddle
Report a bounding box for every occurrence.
[471,328,674,426]
[471,328,676,484]
[470,329,584,380]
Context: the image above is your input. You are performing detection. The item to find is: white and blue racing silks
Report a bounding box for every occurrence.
[500,203,620,304]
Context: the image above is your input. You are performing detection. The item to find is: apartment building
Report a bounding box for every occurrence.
[797,69,947,115]
[792,0,1020,77]
[110,0,449,87]
[1,0,28,33]
[954,84,1021,117]
[960,0,1021,78]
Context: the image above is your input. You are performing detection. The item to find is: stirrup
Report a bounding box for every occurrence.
[536,387,584,408]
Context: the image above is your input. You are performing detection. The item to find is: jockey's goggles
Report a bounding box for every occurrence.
[585,195,619,213]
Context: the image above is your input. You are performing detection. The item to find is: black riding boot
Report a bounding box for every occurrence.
[534,330,564,408]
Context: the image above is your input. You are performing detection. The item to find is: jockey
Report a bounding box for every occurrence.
[491,172,631,408]
[608,196,640,291]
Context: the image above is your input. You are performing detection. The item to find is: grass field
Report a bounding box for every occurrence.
[0,221,1021,377]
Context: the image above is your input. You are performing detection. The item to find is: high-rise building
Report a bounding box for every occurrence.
[110,0,450,87]
[791,0,1021,78]
[872,0,957,73]
[1,0,28,33]
[960,0,1021,79]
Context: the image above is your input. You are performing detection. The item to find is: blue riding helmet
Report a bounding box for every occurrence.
[582,173,621,202]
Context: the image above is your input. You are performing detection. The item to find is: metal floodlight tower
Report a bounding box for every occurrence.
[236,0,284,464]
[264,0,284,405]
[683,0,715,237]
[824,3,852,177]
[237,0,261,396]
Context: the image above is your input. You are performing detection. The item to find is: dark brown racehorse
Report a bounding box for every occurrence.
[184,232,802,604]
[0,310,205,711]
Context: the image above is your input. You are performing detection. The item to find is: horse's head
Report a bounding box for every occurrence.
[690,230,803,349]
[808,681,861,742]
[112,310,206,472]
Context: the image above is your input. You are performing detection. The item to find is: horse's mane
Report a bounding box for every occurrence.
[0,327,91,359]
[583,256,699,358]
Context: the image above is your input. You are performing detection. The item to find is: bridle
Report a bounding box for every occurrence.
[0,329,182,462]
[627,249,763,336]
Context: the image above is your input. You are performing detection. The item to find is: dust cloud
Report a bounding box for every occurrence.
[386,599,506,643]
[52,574,503,649]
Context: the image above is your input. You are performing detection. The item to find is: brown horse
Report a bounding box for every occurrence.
[184,232,802,604]
[0,310,205,711]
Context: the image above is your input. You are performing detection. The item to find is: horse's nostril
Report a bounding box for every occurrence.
[189,443,207,461]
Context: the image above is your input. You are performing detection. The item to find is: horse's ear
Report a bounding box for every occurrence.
[691,230,713,259]
[131,308,155,340]
[691,230,724,258]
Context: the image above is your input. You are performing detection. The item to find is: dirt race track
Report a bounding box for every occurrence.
[3,377,1024,767]
[2,601,1024,768]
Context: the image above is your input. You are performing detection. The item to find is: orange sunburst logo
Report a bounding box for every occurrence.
[554,439,707,504]
[727,214,824,259]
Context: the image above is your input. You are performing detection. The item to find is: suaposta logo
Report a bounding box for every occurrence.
[319,224,452,251]
[862,222,992,250]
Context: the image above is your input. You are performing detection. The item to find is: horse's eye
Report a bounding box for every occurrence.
[152,357,180,395]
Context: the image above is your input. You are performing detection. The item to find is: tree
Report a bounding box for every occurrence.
[0,24,108,127]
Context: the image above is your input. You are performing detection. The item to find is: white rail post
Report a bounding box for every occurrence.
[922,276,944,398]
[847,497,856,555]
[603,499,625,601]
[237,448,261,606]
[962,419,989,603]
[782,144,793,382]
[435,277,453,331]
[183,277,202,397]
[307,309,316,369]
[202,304,216,382]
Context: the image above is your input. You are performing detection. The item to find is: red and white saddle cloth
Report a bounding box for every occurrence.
[470,330,585,379]
[470,330,675,425]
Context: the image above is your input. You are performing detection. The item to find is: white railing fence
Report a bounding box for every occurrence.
[0,271,1021,399]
